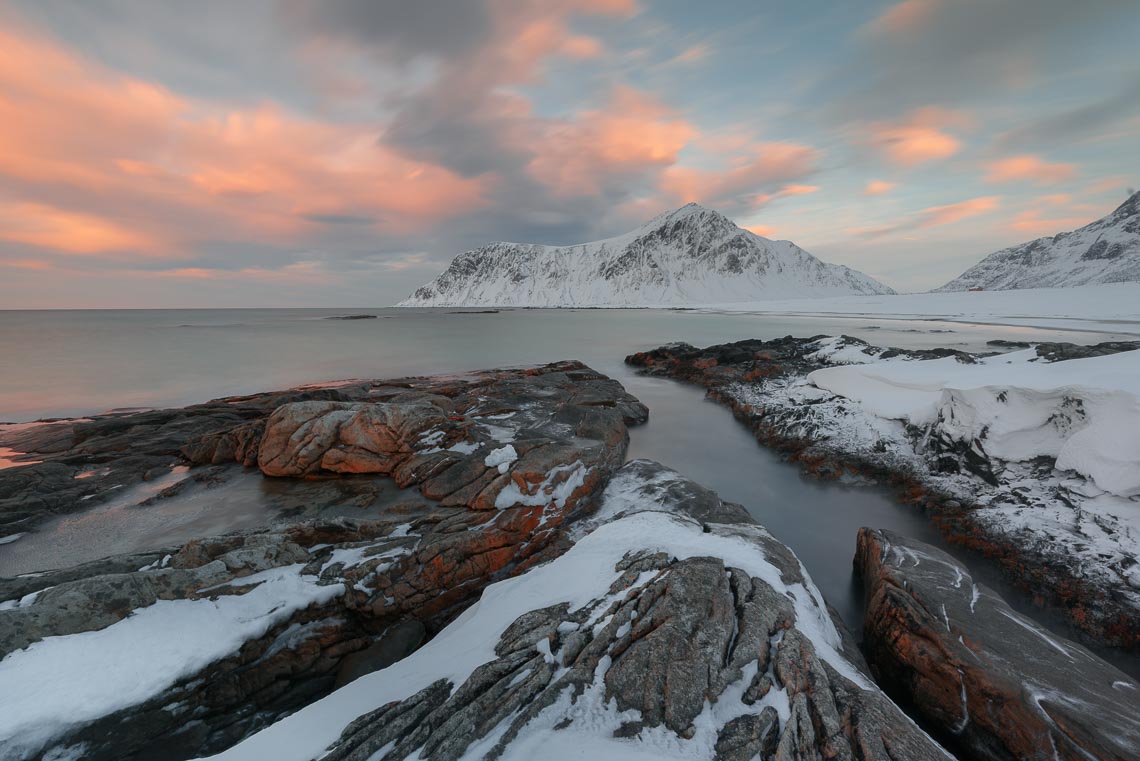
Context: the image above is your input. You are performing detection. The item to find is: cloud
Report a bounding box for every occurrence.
[673,44,709,64]
[374,0,637,178]
[744,223,777,238]
[0,202,166,256]
[850,195,1001,238]
[1007,210,1090,237]
[0,24,490,264]
[865,0,939,36]
[995,78,1140,150]
[862,108,967,166]
[151,261,340,284]
[526,86,696,198]
[836,0,1133,119]
[984,155,1076,185]
[1084,176,1134,196]
[661,144,820,210]
[922,196,1001,226]
[278,0,494,62]
[864,179,897,196]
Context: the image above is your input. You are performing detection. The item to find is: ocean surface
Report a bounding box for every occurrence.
[1,307,1135,664]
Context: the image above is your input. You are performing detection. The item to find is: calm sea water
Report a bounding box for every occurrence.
[1,307,1135,667]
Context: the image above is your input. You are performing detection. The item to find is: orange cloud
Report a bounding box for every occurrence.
[864,179,897,196]
[662,144,819,207]
[1008,210,1089,237]
[0,202,162,256]
[985,155,1076,185]
[0,258,53,271]
[674,45,709,64]
[865,107,968,166]
[920,196,1001,227]
[0,25,490,260]
[527,86,696,197]
[849,195,1000,238]
[150,261,339,285]
[744,224,777,238]
[866,0,939,37]
[778,184,819,196]
[560,34,604,58]
[1084,176,1130,196]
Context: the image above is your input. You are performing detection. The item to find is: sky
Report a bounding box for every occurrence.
[0,0,1138,308]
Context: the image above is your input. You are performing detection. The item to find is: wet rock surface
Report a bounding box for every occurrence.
[856,528,1140,761]
[0,361,647,537]
[626,336,1140,650]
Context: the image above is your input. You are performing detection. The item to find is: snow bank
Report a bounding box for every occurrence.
[807,347,1140,496]
[696,282,1140,336]
[0,565,345,759]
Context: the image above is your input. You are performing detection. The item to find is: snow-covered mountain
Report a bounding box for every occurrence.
[398,203,894,307]
[937,191,1140,291]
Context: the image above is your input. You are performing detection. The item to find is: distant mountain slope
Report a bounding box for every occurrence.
[937,191,1140,291]
[398,203,894,307]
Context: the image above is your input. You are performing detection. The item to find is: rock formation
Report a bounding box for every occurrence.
[626,336,1140,649]
[856,527,1140,761]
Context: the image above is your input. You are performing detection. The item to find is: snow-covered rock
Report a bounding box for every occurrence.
[203,461,950,761]
[937,191,1140,291]
[398,203,894,307]
[626,336,1140,648]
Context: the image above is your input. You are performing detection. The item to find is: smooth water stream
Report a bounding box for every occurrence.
[1,308,1135,671]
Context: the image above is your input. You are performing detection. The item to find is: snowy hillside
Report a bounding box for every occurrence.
[937,191,1140,291]
[398,203,894,307]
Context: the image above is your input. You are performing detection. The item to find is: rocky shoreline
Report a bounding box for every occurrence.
[626,336,1140,651]
[1,359,1137,760]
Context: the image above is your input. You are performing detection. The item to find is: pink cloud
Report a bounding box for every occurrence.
[674,44,709,64]
[0,25,491,260]
[1008,210,1090,237]
[149,261,339,285]
[920,195,1001,226]
[744,224,777,238]
[526,86,696,198]
[1083,176,1130,196]
[662,144,820,208]
[864,179,897,196]
[984,155,1076,185]
[0,202,165,256]
[864,107,969,166]
[865,0,939,37]
[849,195,1001,238]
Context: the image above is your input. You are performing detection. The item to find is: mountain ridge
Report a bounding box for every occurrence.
[398,203,894,307]
[936,191,1140,291]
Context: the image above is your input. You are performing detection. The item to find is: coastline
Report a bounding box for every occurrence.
[626,335,1140,652]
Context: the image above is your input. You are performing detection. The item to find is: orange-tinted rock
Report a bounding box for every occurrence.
[856,527,1140,761]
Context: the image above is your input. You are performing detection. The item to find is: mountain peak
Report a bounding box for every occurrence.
[936,192,1140,291]
[1108,189,1140,221]
[398,203,894,306]
[639,202,735,232]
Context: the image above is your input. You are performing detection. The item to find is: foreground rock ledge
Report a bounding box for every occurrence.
[856,527,1140,761]
[0,362,646,760]
[203,460,952,761]
[627,336,1140,648]
[0,360,648,536]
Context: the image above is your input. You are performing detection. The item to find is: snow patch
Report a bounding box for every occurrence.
[0,565,345,759]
